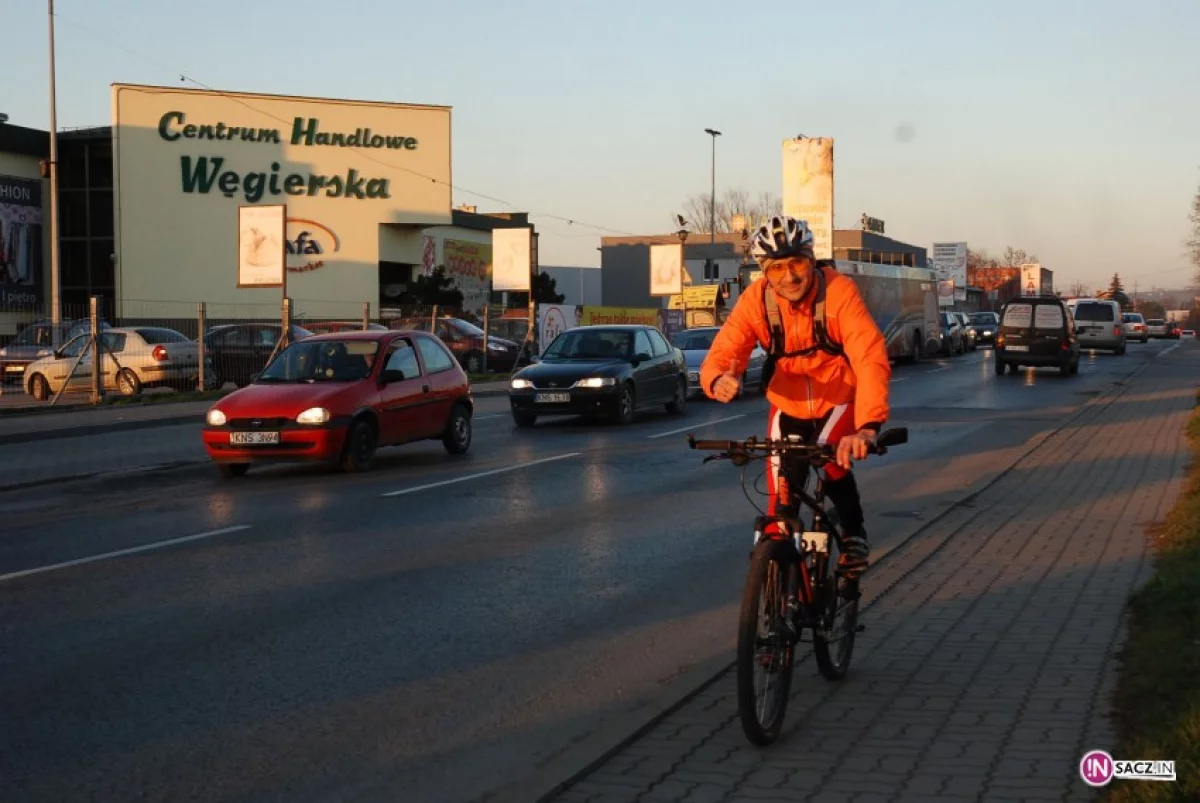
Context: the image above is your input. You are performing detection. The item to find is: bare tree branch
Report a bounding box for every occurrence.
[675,188,783,235]
[1189,179,1200,286]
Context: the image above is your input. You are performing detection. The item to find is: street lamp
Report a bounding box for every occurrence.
[704,128,721,283]
[676,225,689,287]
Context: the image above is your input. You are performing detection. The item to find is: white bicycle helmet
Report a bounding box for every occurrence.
[749,215,815,260]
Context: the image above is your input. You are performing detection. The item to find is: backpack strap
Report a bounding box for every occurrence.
[760,266,845,361]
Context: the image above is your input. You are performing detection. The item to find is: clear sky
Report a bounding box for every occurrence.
[4,0,1199,290]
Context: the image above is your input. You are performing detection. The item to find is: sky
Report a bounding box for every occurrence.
[3,0,1199,290]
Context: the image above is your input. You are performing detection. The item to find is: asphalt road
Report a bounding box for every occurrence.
[0,339,1181,803]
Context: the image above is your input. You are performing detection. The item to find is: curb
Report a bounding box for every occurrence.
[0,387,509,446]
[492,353,1159,803]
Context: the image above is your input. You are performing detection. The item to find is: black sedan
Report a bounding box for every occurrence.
[508,325,688,426]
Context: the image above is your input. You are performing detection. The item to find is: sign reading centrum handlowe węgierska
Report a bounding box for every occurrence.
[157,111,422,203]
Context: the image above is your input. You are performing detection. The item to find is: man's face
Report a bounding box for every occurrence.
[761,255,816,303]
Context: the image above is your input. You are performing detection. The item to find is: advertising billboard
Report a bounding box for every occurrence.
[0,174,43,306]
[782,137,834,260]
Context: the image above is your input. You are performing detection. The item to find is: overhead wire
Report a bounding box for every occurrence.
[52,10,640,239]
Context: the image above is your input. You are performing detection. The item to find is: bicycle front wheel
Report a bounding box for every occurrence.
[813,519,860,681]
[736,538,797,746]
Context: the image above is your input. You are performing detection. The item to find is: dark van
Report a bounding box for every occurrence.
[994,296,1080,376]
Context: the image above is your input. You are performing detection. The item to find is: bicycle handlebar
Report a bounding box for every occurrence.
[688,427,908,460]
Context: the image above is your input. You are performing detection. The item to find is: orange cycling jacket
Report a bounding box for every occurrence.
[700,266,892,432]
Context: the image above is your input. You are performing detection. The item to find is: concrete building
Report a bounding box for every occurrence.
[0,84,537,335]
[541,265,601,305]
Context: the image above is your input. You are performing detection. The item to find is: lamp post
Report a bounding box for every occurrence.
[675,226,689,287]
[704,128,721,283]
[47,0,62,342]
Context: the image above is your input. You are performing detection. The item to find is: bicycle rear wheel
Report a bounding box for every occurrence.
[736,538,797,745]
[813,514,860,680]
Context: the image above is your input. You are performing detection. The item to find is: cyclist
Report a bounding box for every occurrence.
[700,215,891,572]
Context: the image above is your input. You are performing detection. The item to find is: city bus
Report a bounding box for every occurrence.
[735,260,941,362]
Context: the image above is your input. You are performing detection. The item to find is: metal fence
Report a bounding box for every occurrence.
[0,296,540,405]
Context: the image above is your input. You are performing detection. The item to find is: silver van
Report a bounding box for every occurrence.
[1071,299,1125,354]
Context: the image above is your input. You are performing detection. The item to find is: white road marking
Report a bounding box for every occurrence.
[0,525,253,583]
[1159,342,1181,357]
[920,365,951,375]
[647,414,745,440]
[381,453,582,497]
[474,414,506,420]
[890,377,910,383]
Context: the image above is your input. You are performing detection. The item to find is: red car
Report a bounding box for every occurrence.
[202,330,473,478]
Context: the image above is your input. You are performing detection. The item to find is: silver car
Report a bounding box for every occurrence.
[1072,299,1126,354]
[672,327,766,398]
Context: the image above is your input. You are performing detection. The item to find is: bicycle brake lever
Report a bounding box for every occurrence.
[702,454,724,464]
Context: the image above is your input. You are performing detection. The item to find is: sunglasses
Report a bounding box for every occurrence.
[763,256,815,282]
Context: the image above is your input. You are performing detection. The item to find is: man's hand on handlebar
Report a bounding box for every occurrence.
[835,429,876,470]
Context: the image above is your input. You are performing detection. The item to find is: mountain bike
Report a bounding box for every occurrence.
[688,426,908,745]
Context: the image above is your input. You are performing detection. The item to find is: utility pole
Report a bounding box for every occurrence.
[47,0,62,343]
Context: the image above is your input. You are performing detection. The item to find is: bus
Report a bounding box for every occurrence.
[736,260,941,362]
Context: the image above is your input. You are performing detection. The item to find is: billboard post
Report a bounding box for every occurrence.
[238,203,288,352]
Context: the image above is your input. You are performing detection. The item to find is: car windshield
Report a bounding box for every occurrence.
[1074,302,1115,322]
[971,313,998,325]
[257,339,380,382]
[673,330,717,350]
[543,329,633,359]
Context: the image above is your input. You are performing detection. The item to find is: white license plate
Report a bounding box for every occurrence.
[1006,345,1029,352]
[230,431,280,445]
[535,392,570,403]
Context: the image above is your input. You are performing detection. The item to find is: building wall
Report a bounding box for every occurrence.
[111,84,452,318]
[542,265,601,305]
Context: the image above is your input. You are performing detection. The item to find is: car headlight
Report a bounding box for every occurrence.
[511,378,533,389]
[0,348,6,357]
[574,377,616,388]
[983,330,993,336]
[487,341,509,352]
[296,407,332,425]
[206,409,227,426]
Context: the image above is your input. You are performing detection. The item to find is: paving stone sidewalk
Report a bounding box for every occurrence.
[547,353,1197,803]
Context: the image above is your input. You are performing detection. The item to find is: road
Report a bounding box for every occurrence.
[0,340,1180,803]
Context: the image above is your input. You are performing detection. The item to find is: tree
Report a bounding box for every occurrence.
[1103,272,1132,310]
[1068,280,1090,298]
[1136,299,1166,320]
[676,188,782,234]
[403,265,463,306]
[1002,246,1038,267]
[531,271,564,304]
[1184,183,1199,275]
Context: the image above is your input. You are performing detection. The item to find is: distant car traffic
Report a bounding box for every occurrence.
[1072,299,1125,354]
[202,330,473,477]
[1122,312,1148,343]
[969,311,1000,346]
[994,295,1080,377]
[672,326,766,398]
[508,324,687,426]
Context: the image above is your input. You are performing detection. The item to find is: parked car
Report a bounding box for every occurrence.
[969,311,1001,346]
[1122,312,1149,343]
[0,317,111,385]
[202,330,473,477]
[953,312,978,351]
[1072,299,1125,354]
[994,295,1080,376]
[672,326,766,398]
[508,324,687,426]
[389,316,524,373]
[22,326,214,401]
[203,323,314,389]
[938,311,966,355]
[302,321,389,334]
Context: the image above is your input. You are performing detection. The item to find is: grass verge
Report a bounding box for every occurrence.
[1105,397,1200,802]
